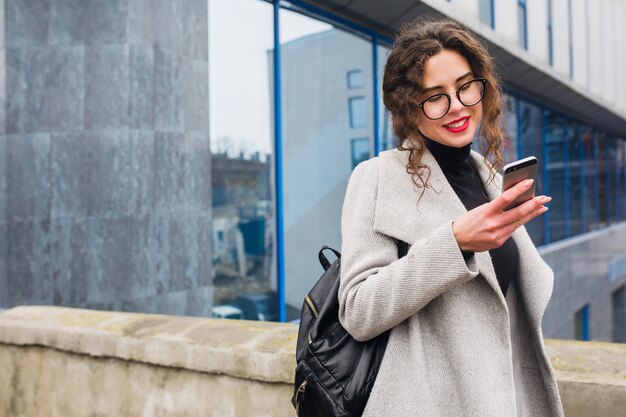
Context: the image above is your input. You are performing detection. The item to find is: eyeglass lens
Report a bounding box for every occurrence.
[422,79,485,120]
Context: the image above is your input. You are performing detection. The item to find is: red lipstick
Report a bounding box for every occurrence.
[442,116,470,133]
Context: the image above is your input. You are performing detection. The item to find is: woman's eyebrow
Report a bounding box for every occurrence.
[421,72,474,94]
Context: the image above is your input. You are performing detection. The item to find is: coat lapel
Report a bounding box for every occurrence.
[373,147,506,307]
[469,151,554,328]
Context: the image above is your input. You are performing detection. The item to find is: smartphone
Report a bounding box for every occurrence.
[501,156,538,211]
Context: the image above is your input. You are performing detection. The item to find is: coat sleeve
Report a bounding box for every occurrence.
[338,158,481,342]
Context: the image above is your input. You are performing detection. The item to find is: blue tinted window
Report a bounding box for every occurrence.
[377,45,397,151]
[503,94,518,163]
[597,132,610,227]
[351,138,370,168]
[546,111,567,242]
[347,69,364,89]
[618,140,626,221]
[518,100,545,245]
[210,0,276,320]
[575,304,590,341]
[581,126,598,231]
[479,0,494,28]
[567,121,583,236]
[607,136,619,223]
[280,8,373,321]
[349,96,367,128]
[610,137,624,222]
[518,0,528,50]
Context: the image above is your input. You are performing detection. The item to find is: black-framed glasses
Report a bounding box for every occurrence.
[418,78,487,120]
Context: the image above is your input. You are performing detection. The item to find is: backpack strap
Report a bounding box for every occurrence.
[319,241,408,271]
[319,246,341,271]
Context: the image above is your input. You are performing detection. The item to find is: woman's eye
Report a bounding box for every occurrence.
[426,95,444,103]
[459,83,471,91]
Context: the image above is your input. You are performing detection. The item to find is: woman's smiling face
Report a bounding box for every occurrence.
[418,49,483,148]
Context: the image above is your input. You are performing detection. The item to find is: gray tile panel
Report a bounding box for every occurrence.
[46,46,85,132]
[0,0,5,50]
[5,0,51,47]
[0,223,6,308]
[49,131,92,219]
[153,132,185,212]
[182,0,208,60]
[85,0,128,44]
[181,59,209,133]
[0,135,6,225]
[129,45,155,129]
[128,0,155,47]
[4,218,88,306]
[132,214,173,299]
[51,130,136,218]
[85,45,130,130]
[6,46,84,134]
[6,220,38,305]
[0,52,6,134]
[6,133,52,223]
[86,130,135,216]
[6,48,49,133]
[49,0,84,45]
[129,129,156,214]
[86,216,135,304]
[49,0,127,45]
[0,138,4,303]
[153,0,183,53]
[153,48,182,131]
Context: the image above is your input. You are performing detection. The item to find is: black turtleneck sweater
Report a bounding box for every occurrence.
[425,137,519,296]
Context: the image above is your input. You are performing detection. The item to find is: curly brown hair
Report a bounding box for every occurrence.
[382,17,506,192]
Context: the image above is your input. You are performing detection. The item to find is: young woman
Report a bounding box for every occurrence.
[338,18,564,417]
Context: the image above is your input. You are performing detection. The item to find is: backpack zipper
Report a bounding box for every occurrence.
[304,295,318,317]
[295,379,307,415]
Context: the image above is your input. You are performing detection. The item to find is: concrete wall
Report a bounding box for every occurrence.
[541,222,626,342]
[1,306,625,417]
[0,0,213,316]
[429,0,626,117]
[526,0,549,64]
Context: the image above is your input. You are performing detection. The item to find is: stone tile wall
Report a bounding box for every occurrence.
[0,0,212,316]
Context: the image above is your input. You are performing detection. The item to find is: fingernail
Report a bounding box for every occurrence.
[524,179,534,187]
[541,196,551,204]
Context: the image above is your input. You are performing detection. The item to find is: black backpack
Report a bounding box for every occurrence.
[292,241,409,417]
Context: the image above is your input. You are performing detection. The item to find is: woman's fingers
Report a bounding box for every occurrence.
[499,204,549,242]
[489,178,534,213]
[499,195,551,226]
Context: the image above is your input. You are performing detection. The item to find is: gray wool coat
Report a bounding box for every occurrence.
[338,147,565,417]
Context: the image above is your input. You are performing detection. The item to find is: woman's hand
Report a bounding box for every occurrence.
[452,179,550,252]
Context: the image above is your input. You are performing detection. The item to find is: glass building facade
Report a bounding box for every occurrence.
[207,0,626,322]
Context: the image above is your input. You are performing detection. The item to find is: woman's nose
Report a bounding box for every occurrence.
[448,94,464,113]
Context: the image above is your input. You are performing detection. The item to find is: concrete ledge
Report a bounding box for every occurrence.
[544,339,626,417]
[1,306,625,417]
[0,306,297,383]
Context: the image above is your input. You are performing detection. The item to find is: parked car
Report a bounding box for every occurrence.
[211,305,244,320]
[233,292,278,321]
